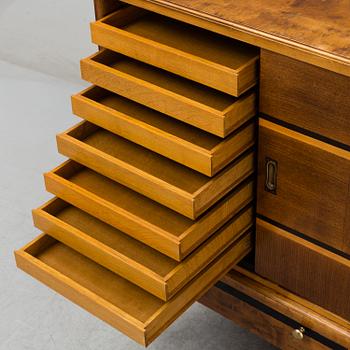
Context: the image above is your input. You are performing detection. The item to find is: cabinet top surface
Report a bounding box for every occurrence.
[124,0,350,76]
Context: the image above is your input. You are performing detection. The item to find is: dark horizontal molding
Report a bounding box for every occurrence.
[257,214,350,261]
[215,281,346,350]
[260,113,350,152]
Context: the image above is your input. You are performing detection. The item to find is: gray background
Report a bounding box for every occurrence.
[0,1,275,349]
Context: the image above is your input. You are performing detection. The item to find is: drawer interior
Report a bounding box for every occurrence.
[17,232,252,345]
[64,121,210,194]
[80,86,223,150]
[100,7,259,71]
[90,50,237,111]
[38,198,178,275]
[36,198,252,299]
[51,162,193,237]
[26,236,164,322]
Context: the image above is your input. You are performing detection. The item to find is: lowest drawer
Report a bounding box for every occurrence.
[257,119,350,254]
[56,121,254,219]
[90,6,259,97]
[44,160,253,260]
[72,86,255,176]
[80,50,257,137]
[255,219,350,321]
[33,197,252,300]
[15,231,251,346]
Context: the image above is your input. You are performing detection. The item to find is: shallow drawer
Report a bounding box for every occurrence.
[72,86,256,176]
[33,198,252,300]
[255,219,350,321]
[44,160,253,261]
[80,50,257,137]
[257,119,350,254]
[15,231,251,346]
[57,121,254,219]
[260,50,350,148]
[91,6,259,97]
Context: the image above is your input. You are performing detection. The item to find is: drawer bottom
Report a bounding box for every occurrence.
[15,232,251,346]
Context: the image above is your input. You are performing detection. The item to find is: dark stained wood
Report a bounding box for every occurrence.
[257,119,350,254]
[94,0,123,19]
[200,286,329,350]
[255,219,350,322]
[260,50,350,147]
[121,0,350,76]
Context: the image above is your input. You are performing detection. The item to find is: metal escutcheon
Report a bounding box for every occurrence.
[292,327,305,340]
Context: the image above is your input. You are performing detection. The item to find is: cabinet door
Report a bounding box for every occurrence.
[257,118,350,254]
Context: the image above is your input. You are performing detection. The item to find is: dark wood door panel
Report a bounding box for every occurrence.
[260,50,350,148]
[257,119,350,254]
[255,219,350,322]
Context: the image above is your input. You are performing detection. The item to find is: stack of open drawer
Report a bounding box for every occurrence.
[15,4,259,346]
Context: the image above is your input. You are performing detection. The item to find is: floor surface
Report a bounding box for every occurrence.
[0,60,276,350]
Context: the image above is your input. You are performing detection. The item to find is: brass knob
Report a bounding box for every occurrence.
[292,327,305,340]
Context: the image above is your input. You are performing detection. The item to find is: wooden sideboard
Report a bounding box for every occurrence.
[15,0,350,349]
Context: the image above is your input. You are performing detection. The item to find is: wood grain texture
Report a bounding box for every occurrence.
[94,0,123,20]
[72,86,256,176]
[119,0,350,77]
[33,197,253,300]
[260,50,350,147]
[80,50,257,137]
[257,119,350,254]
[15,232,251,346]
[57,121,254,219]
[255,219,350,321]
[220,267,350,348]
[44,160,253,261]
[91,6,259,96]
[200,286,329,350]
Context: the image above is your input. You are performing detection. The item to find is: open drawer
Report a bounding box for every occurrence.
[80,50,256,137]
[90,6,259,97]
[15,231,251,346]
[72,86,256,176]
[56,121,254,219]
[33,198,253,300]
[44,160,253,261]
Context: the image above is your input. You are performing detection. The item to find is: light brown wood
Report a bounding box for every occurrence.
[119,0,350,77]
[80,50,257,137]
[72,86,256,176]
[44,160,253,261]
[15,231,251,346]
[200,286,329,350]
[257,118,350,254]
[223,267,350,349]
[260,50,350,147]
[91,6,259,96]
[255,219,350,321]
[33,197,253,300]
[56,121,254,219]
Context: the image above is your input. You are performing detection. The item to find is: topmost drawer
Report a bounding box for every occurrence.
[90,6,259,97]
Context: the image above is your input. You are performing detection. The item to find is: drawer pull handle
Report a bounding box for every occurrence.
[265,158,278,194]
[292,327,305,340]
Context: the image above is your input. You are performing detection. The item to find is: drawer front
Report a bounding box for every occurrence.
[44,160,254,261]
[260,50,350,148]
[200,286,329,350]
[257,119,350,254]
[57,121,254,219]
[15,232,251,346]
[33,197,253,300]
[90,6,259,97]
[80,50,257,137]
[72,86,256,176]
[255,219,350,321]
